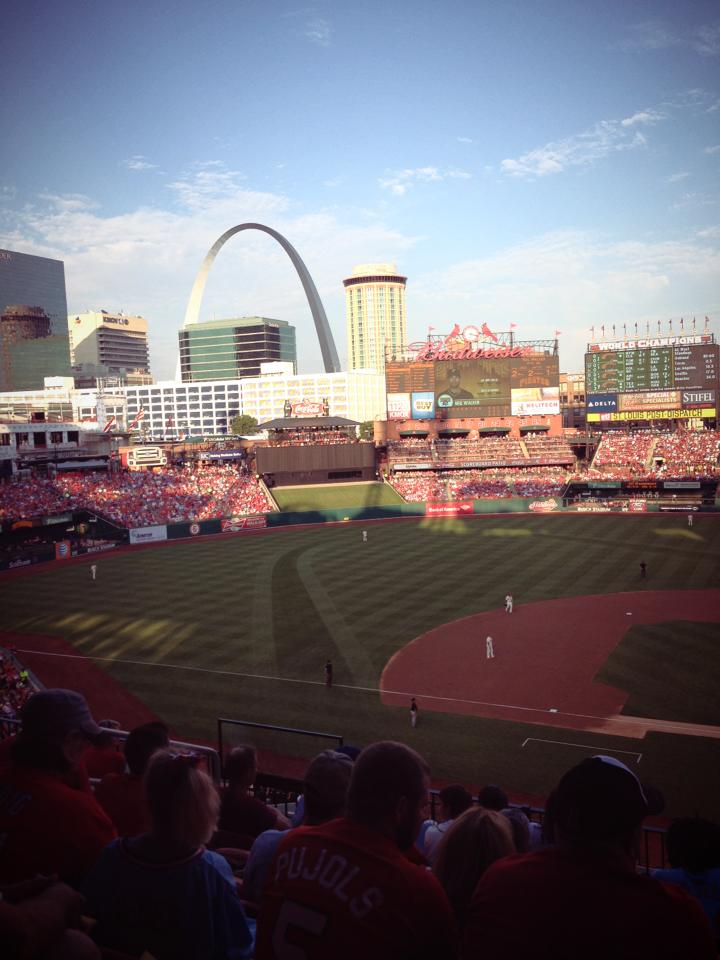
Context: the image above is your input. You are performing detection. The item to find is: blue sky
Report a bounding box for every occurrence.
[1,0,718,379]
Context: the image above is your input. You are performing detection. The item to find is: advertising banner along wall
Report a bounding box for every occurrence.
[129,525,168,545]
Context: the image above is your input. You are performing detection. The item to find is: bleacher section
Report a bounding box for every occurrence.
[0,464,271,526]
[590,429,720,480]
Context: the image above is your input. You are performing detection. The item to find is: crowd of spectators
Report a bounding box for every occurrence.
[591,431,659,476]
[1,688,718,958]
[0,651,35,724]
[268,429,356,446]
[653,430,720,478]
[389,466,571,502]
[0,464,271,526]
[590,429,720,480]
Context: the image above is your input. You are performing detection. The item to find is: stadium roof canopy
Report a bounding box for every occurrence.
[519,423,549,431]
[438,428,470,435]
[478,426,511,433]
[259,416,360,430]
[398,428,430,436]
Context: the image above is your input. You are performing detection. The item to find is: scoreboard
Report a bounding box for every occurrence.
[585,336,718,422]
[586,343,718,393]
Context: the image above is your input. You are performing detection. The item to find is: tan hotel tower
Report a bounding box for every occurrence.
[344,263,407,372]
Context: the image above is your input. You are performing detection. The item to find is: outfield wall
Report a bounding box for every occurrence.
[2,498,719,574]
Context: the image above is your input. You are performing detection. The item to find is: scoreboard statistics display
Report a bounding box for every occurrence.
[586,342,718,393]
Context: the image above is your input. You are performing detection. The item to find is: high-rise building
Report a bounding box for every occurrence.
[68,310,151,384]
[178,316,296,382]
[0,248,71,390]
[344,263,407,372]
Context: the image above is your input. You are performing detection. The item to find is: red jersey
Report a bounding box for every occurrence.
[0,765,117,887]
[462,845,716,959]
[95,772,149,837]
[82,743,125,779]
[255,817,457,960]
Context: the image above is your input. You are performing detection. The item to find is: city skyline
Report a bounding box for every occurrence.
[1,1,718,381]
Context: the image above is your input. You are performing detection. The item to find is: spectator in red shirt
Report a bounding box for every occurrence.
[0,689,117,887]
[95,721,170,837]
[82,726,125,780]
[462,756,715,959]
[216,745,290,848]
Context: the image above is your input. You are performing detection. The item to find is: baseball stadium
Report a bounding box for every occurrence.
[1,327,720,955]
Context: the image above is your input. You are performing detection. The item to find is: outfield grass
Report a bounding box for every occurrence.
[1,514,719,816]
[271,482,405,511]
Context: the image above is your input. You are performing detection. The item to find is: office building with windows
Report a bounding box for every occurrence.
[178,316,296,382]
[68,311,151,382]
[121,365,385,438]
[344,263,407,373]
[0,248,71,390]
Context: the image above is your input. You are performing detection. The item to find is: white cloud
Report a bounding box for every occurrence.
[621,19,720,57]
[665,171,690,184]
[694,22,720,57]
[501,112,662,179]
[457,136,473,143]
[672,192,719,211]
[620,109,665,127]
[408,230,720,370]
[704,144,720,154]
[124,156,158,172]
[305,18,331,46]
[379,166,472,194]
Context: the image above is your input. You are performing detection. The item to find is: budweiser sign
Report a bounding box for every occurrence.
[528,498,558,512]
[410,343,531,361]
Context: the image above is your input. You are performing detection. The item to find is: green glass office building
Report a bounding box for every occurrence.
[0,248,71,390]
[178,316,296,382]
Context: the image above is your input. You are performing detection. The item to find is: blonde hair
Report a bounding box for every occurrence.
[144,750,220,847]
[433,806,515,927]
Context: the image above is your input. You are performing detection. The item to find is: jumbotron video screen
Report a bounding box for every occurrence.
[386,353,560,420]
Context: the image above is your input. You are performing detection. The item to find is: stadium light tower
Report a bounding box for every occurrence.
[183,223,341,373]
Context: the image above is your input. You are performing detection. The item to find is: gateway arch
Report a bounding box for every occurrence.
[183,223,341,373]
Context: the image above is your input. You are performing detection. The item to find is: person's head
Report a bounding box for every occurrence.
[501,807,531,853]
[225,745,258,789]
[433,807,515,926]
[438,785,473,822]
[477,784,509,811]
[303,749,354,824]
[124,721,170,776]
[144,749,220,847]
[347,741,430,849]
[13,688,103,770]
[448,368,462,387]
[666,818,720,873]
[554,755,663,852]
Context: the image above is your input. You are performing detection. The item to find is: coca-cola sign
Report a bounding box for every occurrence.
[291,400,327,417]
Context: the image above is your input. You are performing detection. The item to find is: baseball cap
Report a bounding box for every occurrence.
[20,689,104,743]
[555,755,664,842]
[304,749,354,810]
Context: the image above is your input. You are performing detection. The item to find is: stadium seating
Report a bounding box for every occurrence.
[0,465,271,526]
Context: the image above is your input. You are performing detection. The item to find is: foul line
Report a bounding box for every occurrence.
[521,737,642,763]
[14,648,720,739]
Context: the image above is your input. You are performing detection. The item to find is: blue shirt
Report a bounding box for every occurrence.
[83,838,254,959]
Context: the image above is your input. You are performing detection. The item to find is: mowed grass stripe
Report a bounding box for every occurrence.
[2,513,720,817]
